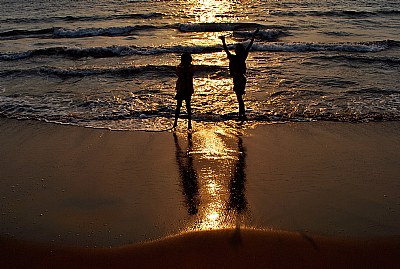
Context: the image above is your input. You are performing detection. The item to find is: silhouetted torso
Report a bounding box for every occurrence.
[175,64,195,101]
[228,53,248,78]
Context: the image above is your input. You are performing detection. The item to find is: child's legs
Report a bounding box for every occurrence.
[174,99,183,126]
[185,98,192,129]
[236,93,245,117]
[233,75,246,117]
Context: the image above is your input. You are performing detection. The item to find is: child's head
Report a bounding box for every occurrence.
[235,44,246,56]
[181,52,192,66]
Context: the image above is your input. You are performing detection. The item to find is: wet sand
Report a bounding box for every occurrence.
[1,118,400,268]
[2,228,400,269]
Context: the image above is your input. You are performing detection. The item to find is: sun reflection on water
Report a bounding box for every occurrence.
[190,53,238,117]
[174,125,249,232]
[187,0,235,23]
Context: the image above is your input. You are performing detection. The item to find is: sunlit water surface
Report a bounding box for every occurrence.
[1,0,400,130]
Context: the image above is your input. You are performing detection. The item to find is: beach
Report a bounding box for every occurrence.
[1,118,400,268]
[2,228,400,269]
[2,0,400,267]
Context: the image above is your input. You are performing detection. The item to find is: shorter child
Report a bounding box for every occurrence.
[173,52,195,129]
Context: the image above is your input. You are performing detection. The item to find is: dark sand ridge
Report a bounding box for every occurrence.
[2,228,400,269]
[1,119,400,268]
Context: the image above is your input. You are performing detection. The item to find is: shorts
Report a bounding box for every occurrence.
[233,75,247,95]
[175,92,192,102]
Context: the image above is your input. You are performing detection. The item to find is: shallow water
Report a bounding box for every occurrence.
[1,0,400,130]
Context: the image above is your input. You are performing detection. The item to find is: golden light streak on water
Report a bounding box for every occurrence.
[187,0,235,23]
[174,125,247,232]
[190,52,236,116]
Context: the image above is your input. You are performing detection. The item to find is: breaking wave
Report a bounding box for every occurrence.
[0,65,226,78]
[0,25,156,39]
[1,40,397,61]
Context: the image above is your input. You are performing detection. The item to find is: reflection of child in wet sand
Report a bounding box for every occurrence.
[219,28,259,121]
[173,52,195,129]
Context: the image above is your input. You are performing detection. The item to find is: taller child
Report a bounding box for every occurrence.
[219,28,259,121]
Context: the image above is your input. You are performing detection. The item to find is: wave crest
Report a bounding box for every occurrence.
[178,22,261,32]
[1,40,396,61]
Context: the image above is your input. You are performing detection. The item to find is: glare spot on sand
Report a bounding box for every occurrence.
[206,181,218,196]
[181,125,246,232]
[206,211,219,223]
[192,127,236,160]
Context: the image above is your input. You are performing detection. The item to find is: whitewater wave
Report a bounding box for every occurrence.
[0,25,156,39]
[1,40,397,61]
[0,44,221,61]
[0,65,226,78]
[53,25,155,38]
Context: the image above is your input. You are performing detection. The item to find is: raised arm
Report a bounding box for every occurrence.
[219,35,231,57]
[246,28,259,53]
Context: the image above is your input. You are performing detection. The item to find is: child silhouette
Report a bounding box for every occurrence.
[219,28,259,120]
[173,53,195,129]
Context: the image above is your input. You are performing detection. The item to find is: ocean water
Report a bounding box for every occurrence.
[1,0,400,130]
